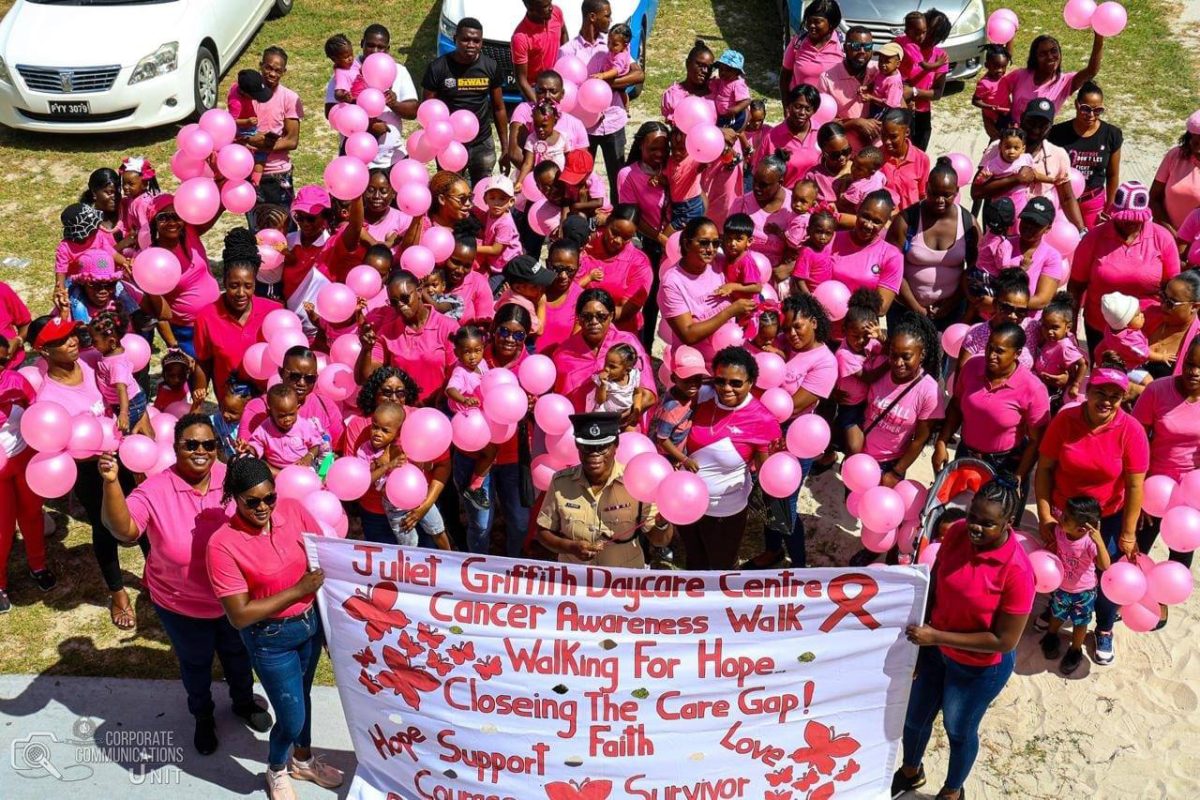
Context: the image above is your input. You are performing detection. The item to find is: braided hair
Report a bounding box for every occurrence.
[221,227,261,278]
[221,454,274,504]
[783,292,832,344]
[889,310,941,377]
[253,204,290,234]
[974,477,1022,527]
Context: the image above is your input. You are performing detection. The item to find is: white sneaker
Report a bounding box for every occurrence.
[1093,630,1115,665]
[266,767,297,800]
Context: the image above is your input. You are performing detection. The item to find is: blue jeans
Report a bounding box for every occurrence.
[763,456,814,567]
[360,509,443,549]
[1094,511,1126,632]
[669,195,706,230]
[239,607,322,768]
[902,647,1015,790]
[154,603,255,718]
[169,324,196,358]
[452,453,531,557]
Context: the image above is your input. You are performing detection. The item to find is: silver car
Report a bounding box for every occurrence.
[780,0,987,80]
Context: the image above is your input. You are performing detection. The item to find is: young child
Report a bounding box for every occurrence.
[863,42,908,119]
[741,99,770,193]
[590,343,646,419]
[746,305,785,355]
[929,507,967,544]
[444,325,497,510]
[652,345,706,469]
[977,128,1058,218]
[153,351,200,413]
[496,255,553,334]
[244,384,325,473]
[1035,292,1088,409]
[420,268,465,321]
[589,23,633,109]
[55,203,126,294]
[832,289,886,455]
[1099,291,1154,385]
[227,70,273,186]
[895,9,952,149]
[325,34,361,104]
[716,213,763,300]
[1040,495,1110,675]
[768,178,819,260]
[665,126,705,236]
[117,157,160,252]
[972,45,1012,142]
[790,210,837,294]
[967,197,1017,316]
[89,310,149,436]
[515,101,567,192]
[476,176,522,293]
[211,377,251,462]
[835,146,887,217]
[709,49,751,130]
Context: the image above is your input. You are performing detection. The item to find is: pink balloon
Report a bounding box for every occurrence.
[449,109,480,143]
[438,141,469,172]
[178,125,214,160]
[325,457,372,501]
[624,452,673,503]
[755,352,787,390]
[416,99,450,128]
[315,363,357,402]
[986,16,1016,43]
[533,393,573,436]
[711,322,745,351]
[386,464,429,509]
[221,180,257,215]
[303,490,344,527]
[842,453,882,493]
[199,108,237,148]
[356,87,387,118]
[216,143,255,181]
[482,383,528,427]
[175,177,221,225]
[943,152,975,186]
[259,245,285,279]
[362,52,398,91]
[521,172,545,202]
[862,526,897,553]
[345,131,380,163]
[1029,550,1065,593]
[132,246,182,295]
[1143,474,1178,517]
[258,229,286,248]
[400,408,453,462]
[918,541,941,566]
[481,367,519,394]
[760,452,804,498]
[554,55,588,85]
[1067,167,1086,198]
[17,366,43,393]
[263,307,301,339]
[346,264,384,299]
[898,480,929,520]
[397,183,432,216]
[532,455,561,492]
[390,159,429,192]
[329,333,362,368]
[786,414,831,459]
[547,429,580,465]
[324,156,370,201]
[267,329,308,367]
[170,151,213,181]
[1121,597,1161,632]
[334,103,370,137]
[527,200,561,236]
[559,80,578,114]
[760,388,794,422]
[164,400,192,419]
[277,465,323,500]
[407,130,436,163]
[66,414,104,459]
[991,8,1019,27]
[424,119,454,151]
[656,471,710,525]
[860,485,906,532]
[25,451,77,498]
[1091,1,1127,36]
[1064,0,1097,29]
[685,124,726,163]
[241,342,272,380]
[452,409,493,452]
[941,322,971,358]
[1013,530,1044,555]
[400,245,435,279]
[812,92,837,127]
[616,432,655,465]
[316,283,359,323]
[518,354,557,395]
[20,401,71,453]
[578,78,613,114]
[1162,505,1200,552]
[1178,470,1200,507]
[813,280,851,321]
[674,95,716,134]
[1045,214,1081,257]
[421,226,457,263]
[118,434,159,472]
[151,412,177,444]
[1147,560,1194,605]
[121,333,151,371]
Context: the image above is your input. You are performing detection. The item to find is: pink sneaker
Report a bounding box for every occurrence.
[265,767,297,800]
[289,753,344,789]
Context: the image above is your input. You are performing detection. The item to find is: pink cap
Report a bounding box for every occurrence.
[1188,110,1200,135]
[672,345,710,379]
[293,185,332,215]
[1089,368,1130,391]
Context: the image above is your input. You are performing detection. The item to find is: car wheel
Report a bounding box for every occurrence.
[192,46,218,120]
[268,0,293,19]
[627,19,647,102]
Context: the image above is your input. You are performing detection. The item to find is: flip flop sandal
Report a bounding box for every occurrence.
[110,598,135,630]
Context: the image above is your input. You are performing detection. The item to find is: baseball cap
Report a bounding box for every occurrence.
[503,255,555,287]
[1019,196,1055,228]
[559,150,595,186]
[293,185,332,216]
[484,175,515,198]
[716,50,745,72]
[983,197,1015,234]
[877,42,903,59]
[237,69,272,103]
[32,317,78,348]
[1023,97,1055,123]
[671,345,710,379]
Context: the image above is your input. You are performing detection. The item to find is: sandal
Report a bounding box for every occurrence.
[109,593,135,630]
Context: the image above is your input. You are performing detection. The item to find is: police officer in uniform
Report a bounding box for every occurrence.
[535,412,672,568]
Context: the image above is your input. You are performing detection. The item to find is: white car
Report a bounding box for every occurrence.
[0,0,291,134]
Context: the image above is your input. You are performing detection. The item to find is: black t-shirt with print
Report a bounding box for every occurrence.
[1047,120,1124,194]
[421,54,500,145]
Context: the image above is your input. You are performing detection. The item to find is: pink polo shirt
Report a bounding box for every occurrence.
[872,72,906,108]
[765,123,821,189]
[206,498,320,618]
[660,83,713,127]
[817,60,876,123]
[863,372,941,462]
[1153,146,1200,231]
[657,263,730,362]
[709,76,750,117]
[35,361,105,417]
[96,352,142,406]
[881,144,930,211]
[252,85,304,176]
[162,227,221,326]
[829,231,904,294]
[779,345,838,417]
[239,391,345,445]
[1000,68,1078,122]
[248,415,325,468]
[193,295,282,391]
[510,102,590,151]
[617,163,667,231]
[369,307,459,404]
[1035,335,1085,378]
[955,357,1050,453]
[931,520,1035,667]
[1133,376,1200,481]
[127,462,231,618]
[0,281,31,339]
[580,240,653,332]
[1038,404,1150,516]
[317,222,368,284]
[896,36,947,114]
[726,190,793,264]
[782,34,843,89]
[537,283,583,356]
[448,269,495,321]
[1072,221,1181,331]
[1175,207,1200,266]
[481,212,522,273]
[511,5,565,82]
[447,361,487,414]
[804,163,850,205]
[552,326,656,412]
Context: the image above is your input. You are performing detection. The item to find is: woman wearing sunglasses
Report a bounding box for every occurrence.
[957,268,1041,372]
[579,205,654,334]
[803,122,853,208]
[99,415,270,755]
[398,171,475,251]
[536,239,583,357]
[1048,82,1123,230]
[1145,272,1200,380]
[206,455,343,798]
[1070,180,1181,359]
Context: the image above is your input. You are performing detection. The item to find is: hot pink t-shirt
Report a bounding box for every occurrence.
[127,462,231,618]
[509,103,590,151]
[447,361,487,414]
[782,34,843,89]
[804,163,849,206]
[1072,221,1181,332]
[206,498,321,618]
[0,281,32,339]
[1175,207,1200,267]
[791,244,834,289]
[1132,377,1200,481]
[931,520,1035,666]
[248,415,325,468]
[765,123,821,189]
[95,352,142,406]
[617,163,667,231]
[657,263,730,362]
[580,241,653,332]
[252,84,304,175]
[1038,404,1150,516]
[368,307,459,404]
[955,357,1050,453]
[1000,68,1078,122]
[162,227,221,327]
[726,190,793,264]
[1054,524,1100,593]
[685,396,782,461]
[780,345,838,417]
[536,283,583,356]
[35,360,106,417]
[365,207,412,245]
[896,36,948,114]
[881,144,930,211]
[871,72,906,108]
[1099,326,1150,370]
[863,372,941,462]
[481,212,522,272]
[448,269,495,321]
[829,231,904,294]
[835,339,883,405]
[1153,146,1200,231]
[56,228,120,276]
[552,326,655,412]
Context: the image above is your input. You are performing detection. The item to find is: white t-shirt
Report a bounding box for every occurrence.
[324,61,418,169]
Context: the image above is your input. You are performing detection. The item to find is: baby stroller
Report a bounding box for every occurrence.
[901,458,996,566]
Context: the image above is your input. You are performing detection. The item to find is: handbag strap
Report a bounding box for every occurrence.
[863,375,924,439]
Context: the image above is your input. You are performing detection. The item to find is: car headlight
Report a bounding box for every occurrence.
[128,42,178,85]
[439,14,457,42]
[0,57,11,85]
[950,0,986,37]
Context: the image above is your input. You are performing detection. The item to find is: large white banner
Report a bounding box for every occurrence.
[306,537,929,800]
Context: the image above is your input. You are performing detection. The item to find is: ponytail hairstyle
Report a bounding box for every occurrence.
[626,120,671,167]
[450,322,489,350]
[1043,291,1076,327]
[80,167,120,207]
[686,38,713,67]
[844,288,883,330]
[994,267,1033,303]
[924,8,952,45]
[930,155,958,186]
[983,43,1011,65]
[221,227,262,279]
[975,476,1022,526]
[221,454,274,504]
[889,310,941,377]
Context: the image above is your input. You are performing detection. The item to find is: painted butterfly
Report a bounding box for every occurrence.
[377,646,442,710]
[417,622,445,649]
[789,721,861,776]
[544,779,613,800]
[766,766,794,787]
[396,630,425,659]
[473,655,502,680]
[448,641,475,665]
[342,582,410,641]
[426,649,453,677]
[352,647,377,668]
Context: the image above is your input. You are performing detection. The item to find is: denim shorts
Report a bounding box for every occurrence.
[670,196,706,231]
[833,401,866,431]
[1050,587,1097,627]
[113,391,148,429]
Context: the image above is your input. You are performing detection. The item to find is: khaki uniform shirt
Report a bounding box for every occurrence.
[536,462,658,569]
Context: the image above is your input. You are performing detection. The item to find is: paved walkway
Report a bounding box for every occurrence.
[0,675,356,799]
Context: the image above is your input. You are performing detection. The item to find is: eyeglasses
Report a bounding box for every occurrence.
[549,263,576,273]
[377,386,408,400]
[825,146,853,158]
[444,194,472,206]
[1077,103,1106,116]
[693,238,720,249]
[285,371,317,385]
[495,328,528,343]
[88,280,117,290]
[180,439,218,452]
[846,41,874,52]
[1161,293,1192,309]
[996,301,1030,319]
[712,377,747,389]
[155,211,180,223]
[242,492,278,509]
[579,311,610,324]
[293,212,322,223]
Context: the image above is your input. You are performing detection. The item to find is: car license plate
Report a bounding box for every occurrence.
[48,101,89,116]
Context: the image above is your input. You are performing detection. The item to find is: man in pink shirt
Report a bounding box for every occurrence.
[238,347,344,446]
[241,47,303,217]
[817,27,880,148]
[512,0,567,102]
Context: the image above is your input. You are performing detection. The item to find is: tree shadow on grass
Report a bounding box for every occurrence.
[706,0,787,99]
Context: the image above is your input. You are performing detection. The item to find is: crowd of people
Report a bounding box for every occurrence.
[0,1,1198,798]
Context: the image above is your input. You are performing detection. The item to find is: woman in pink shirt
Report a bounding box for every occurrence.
[617,121,671,352]
[362,169,411,249]
[439,237,494,322]
[1036,366,1149,665]
[829,191,904,313]
[727,155,793,265]
[803,123,853,206]
[538,239,584,356]
[399,171,474,250]
[143,193,223,357]
[238,347,345,449]
[764,85,823,188]
[659,41,715,126]
[895,480,1033,800]
[98,415,269,754]
[1145,272,1200,380]
[579,206,653,332]
[1150,112,1200,235]
[29,315,145,628]
[779,0,843,101]
[1000,33,1105,124]
[206,455,343,797]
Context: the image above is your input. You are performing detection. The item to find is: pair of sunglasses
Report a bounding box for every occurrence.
[241,492,278,509]
[180,438,218,452]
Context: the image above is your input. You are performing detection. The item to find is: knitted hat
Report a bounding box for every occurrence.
[76,249,122,282]
[1109,180,1151,223]
[1100,291,1140,330]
